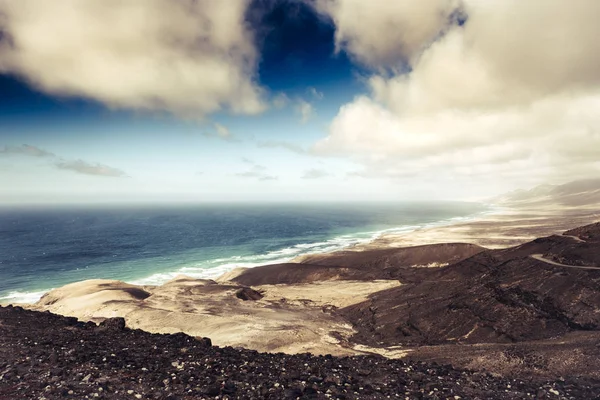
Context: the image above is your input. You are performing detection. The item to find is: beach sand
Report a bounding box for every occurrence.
[357,206,600,250]
[28,276,401,356]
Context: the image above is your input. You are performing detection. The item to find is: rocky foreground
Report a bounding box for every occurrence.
[0,305,598,400]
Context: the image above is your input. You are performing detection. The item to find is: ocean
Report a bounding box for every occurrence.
[0,202,486,303]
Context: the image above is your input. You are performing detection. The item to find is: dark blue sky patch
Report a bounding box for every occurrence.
[249,0,361,94]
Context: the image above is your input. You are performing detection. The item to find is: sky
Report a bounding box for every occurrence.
[0,0,599,204]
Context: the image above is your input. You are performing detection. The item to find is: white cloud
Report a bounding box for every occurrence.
[296,99,314,123]
[55,159,126,177]
[258,175,278,181]
[0,144,55,157]
[257,141,308,155]
[201,123,238,142]
[0,144,129,178]
[314,0,463,68]
[214,123,232,140]
[0,0,266,118]
[308,87,324,100]
[272,93,290,109]
[242,158,267,171]
[368,1,600,116]
[235,170,277,181]
[235,159,275,181]
[313,0,600,196]
[302,168,329,179]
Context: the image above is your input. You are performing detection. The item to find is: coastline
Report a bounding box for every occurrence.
[2,202,598,306]
[354,204,600,250]
[0,202,487,304]
[289,204,600,267]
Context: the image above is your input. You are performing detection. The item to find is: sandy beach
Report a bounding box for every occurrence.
[357,206,600,250]
[28,275,403,356]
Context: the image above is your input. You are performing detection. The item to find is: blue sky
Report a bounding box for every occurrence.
[1,0,599,204]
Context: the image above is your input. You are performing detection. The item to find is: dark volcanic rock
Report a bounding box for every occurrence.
[196,337,212,347]
[341,224,600,350]
[565,221,600,243]
[406,331,600,380]
[231,263,361,285]
[1,305,598,399]
[99,317,126,331]
[235,287,264,301]
[298,243,485,272]
[232,243,484,286]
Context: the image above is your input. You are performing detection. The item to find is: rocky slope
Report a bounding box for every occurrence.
[495,178,600,209]
[564,221,600,242]
[331,224,600,379]
[232,243,484,286]
[1,305,597,400]
[340,230,600,347]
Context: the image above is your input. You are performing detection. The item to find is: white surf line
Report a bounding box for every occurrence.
[530,254,600,270]
[562,234,586,243]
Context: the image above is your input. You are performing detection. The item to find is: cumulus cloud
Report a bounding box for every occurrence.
[0,143,128,177]
[272,93,290,109]
[0,0,266,118]
[257,140,308,155]
[241,158,267,171]
[296,99,314,123]
[214,123,232,140]
[258,175,278,181]
[0,144,55,157]
[202,123,238,142]
[235,160,276,181]
[367,1,600,115]
[55,159,127,177]
[302,168,329,179]
[235,170,277,181]
[313,0,463,68]
[313,0,600,194]
[307,87,324,100]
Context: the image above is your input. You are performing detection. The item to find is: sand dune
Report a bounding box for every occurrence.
[32,275,400,356]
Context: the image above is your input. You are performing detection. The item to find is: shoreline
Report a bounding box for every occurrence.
[357,205,600,250]
[0,203,488,304]
[2,203,598,306]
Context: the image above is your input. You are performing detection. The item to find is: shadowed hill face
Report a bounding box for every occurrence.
[295,243,486,270]
[340,224,600,348]
[495,222,600,267]
[231,243,485,286]
[230,263,360,286]
[497,178,600,208]
[565,222,600,243]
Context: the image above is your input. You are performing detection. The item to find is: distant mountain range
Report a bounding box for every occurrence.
[495,178,600,208]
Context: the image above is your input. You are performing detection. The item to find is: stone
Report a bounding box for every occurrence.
[99,317,126,331]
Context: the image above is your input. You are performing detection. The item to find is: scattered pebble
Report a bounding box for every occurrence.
[0,305,597,400]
